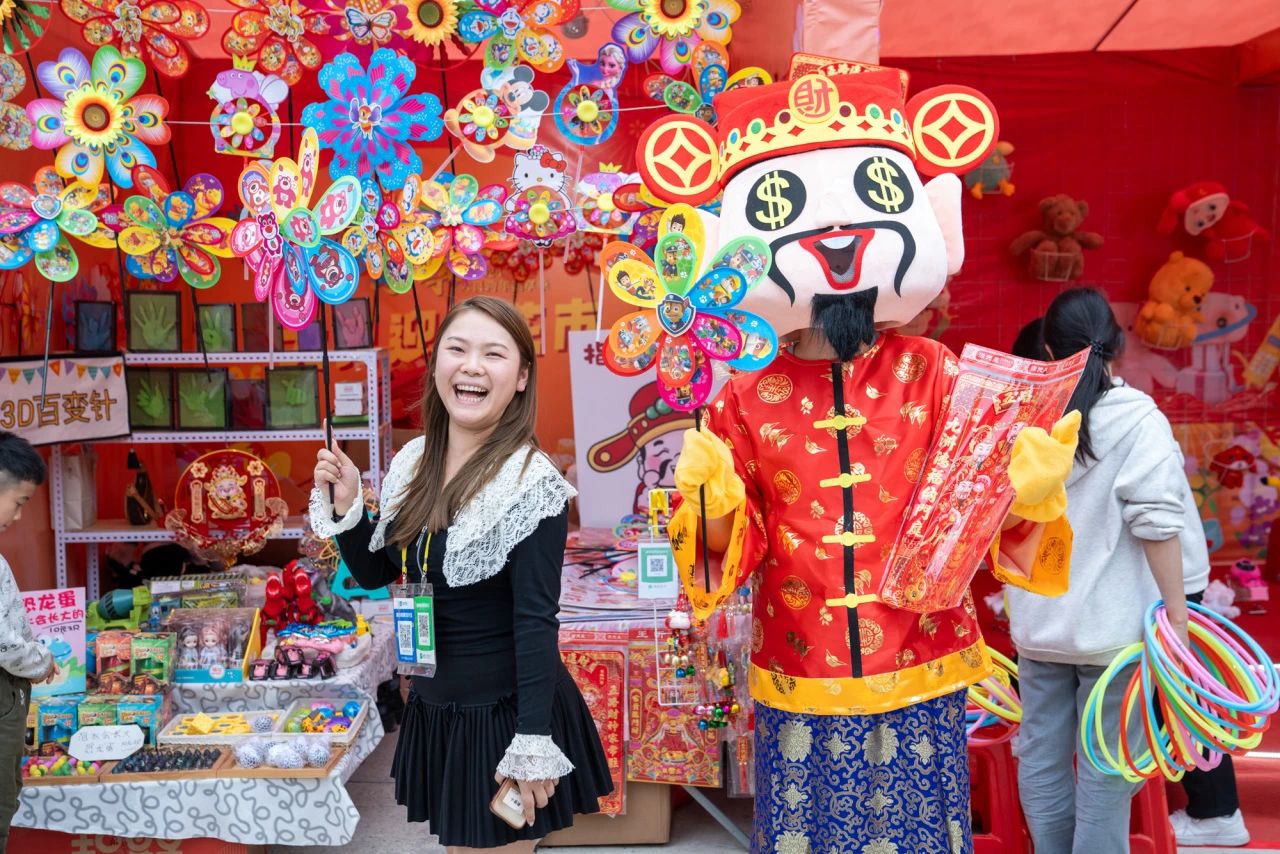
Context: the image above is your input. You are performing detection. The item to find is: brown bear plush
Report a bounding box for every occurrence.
[1010,194,1104,280]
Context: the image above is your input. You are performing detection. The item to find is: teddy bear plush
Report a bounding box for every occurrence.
[1009,194,1103,280]
[1133,251,1214,349]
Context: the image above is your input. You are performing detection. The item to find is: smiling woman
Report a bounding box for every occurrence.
[310,297,612,851]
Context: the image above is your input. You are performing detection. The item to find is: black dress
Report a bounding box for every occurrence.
[336,504,613,847]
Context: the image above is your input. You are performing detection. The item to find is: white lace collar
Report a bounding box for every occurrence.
[310,439,576,587]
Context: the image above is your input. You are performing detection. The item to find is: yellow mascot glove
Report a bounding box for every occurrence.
[674,429,746,518]
[1008,410,1081,522]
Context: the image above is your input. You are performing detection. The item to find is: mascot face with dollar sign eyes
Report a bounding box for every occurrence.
[718,146,964,339]
[635,57,996,358]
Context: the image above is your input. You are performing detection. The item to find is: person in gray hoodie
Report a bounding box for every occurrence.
[1007,288,1202,854]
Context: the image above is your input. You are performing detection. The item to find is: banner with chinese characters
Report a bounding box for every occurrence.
[21,587,87,698]
[0,356,127,446]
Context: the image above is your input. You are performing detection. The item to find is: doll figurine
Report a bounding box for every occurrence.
[198,623,227,669]
[177,627,201,670]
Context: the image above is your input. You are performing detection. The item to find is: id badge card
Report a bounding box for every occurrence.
[390,581,437,678]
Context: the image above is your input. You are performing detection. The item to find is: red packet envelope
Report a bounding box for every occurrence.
[879,345,1088,613]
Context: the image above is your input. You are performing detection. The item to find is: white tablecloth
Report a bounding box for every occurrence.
[14,622,396,846]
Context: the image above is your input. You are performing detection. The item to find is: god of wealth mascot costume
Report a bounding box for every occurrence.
[637,55,1080,853]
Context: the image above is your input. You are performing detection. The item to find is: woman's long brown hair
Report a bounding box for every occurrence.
[388,296,539,548]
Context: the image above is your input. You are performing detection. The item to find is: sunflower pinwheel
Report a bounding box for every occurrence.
[26,46,170,190]
[609,0,738,75]
[602,203,776,411]
[643,39,768,124]
[0,0,51,54]
[575,166,638,234]
[341,176,435,295]
[457,0,576,72]
[116,166,236,288]
[416,172,507,281]
[60,0,210,79]
[221,0,327,86]
[230,128,362,329]
[302,49,444,190]
[0,167,103,282]
[0,55,32,151]
[443,63,547,164]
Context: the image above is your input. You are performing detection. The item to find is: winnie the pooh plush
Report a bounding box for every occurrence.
[1009,194,1104,280]
[1134,251,1214,349]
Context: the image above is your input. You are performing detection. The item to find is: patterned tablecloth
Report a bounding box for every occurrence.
[13,621,396,846]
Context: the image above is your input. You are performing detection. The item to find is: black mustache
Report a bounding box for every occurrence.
[767,221,917,303]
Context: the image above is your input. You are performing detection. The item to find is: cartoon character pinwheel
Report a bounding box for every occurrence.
[26,45,170,190]
[341,176,435,294]
[207,67,288,158]
[0,166,104,282]
[609,0,739,75]
[230,128,362,329]
[221,0,327,86]
[575,165,637,233]
[457,0,577,72]
[553,43,625,146]
[643,40,768,124]
[0,55,32,151]
[115,166,236,288]
[59,0,210,79]
[416,172,507,281]
[602,203,776,411]
[301,49,444,190]
[443,63,547,164]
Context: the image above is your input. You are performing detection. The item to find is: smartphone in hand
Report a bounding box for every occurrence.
[490,778,527,829]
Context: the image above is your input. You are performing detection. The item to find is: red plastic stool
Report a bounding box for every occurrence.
[969,737,1031,853]
[1129,778,1177,854]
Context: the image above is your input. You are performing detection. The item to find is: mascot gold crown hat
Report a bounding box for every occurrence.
[636,54,1000,336]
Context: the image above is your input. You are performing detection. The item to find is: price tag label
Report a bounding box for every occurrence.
[68,724,145,761]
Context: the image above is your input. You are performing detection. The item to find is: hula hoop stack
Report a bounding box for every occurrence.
[967,648,1023,745]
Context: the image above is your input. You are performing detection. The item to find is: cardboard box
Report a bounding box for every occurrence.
[76,695,121,728]
[130,632,175,691]
[170,608,261,684]
[117,692,172,745]
[35,695,82,750]
[542,783,672,846]
[94,631,134,693]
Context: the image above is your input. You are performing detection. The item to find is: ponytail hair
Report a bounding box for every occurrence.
[1042,287,1124,462]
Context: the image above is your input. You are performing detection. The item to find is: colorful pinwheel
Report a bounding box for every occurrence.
[341,176,435,294]
[309,0,400,55]
[221,0,327,86]
[575,166,638,234]
[642,40,768,124]
[602,203,776,411]
[402,0,468,55]
[443,63,547,163]
[553,42,625,145]
[503,144,574,247]
[0,55,32,151]
[301,49,444,190]
[26,46,170,190]
[0,0,51,54]
[59,0,210,79]
[207,66,289,158]
[115,167,236,288]
[229,128,362,329]
[0,167,104,282]
[609,0,739,75]
[457,0,576,72]
[416,172,507,280]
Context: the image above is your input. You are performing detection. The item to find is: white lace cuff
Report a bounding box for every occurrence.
[308,486,365,539]
[495,733,575,782]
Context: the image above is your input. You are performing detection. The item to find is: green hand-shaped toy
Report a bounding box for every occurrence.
[281,379,308,407]
[135,301,176,350]
[201,320,231,352]
[136,380,167,421]
[180,383,221,426]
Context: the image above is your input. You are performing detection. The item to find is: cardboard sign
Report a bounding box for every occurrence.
[0,356,127,445]
[69,724,145,761]
[21,587,86,698]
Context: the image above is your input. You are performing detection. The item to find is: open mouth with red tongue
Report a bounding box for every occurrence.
[799,229,876,290]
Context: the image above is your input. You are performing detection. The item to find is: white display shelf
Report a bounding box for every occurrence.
[96,427,375,444]
[51,348,392,599]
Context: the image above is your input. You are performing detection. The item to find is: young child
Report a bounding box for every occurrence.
[0,432,57,849]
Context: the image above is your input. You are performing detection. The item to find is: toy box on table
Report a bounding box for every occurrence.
[167,608,261,683]
[278,699,368,745]
[148,572,245,625]
[158,710,284,745]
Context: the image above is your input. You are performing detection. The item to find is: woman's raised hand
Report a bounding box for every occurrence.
[314,436,361,518]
